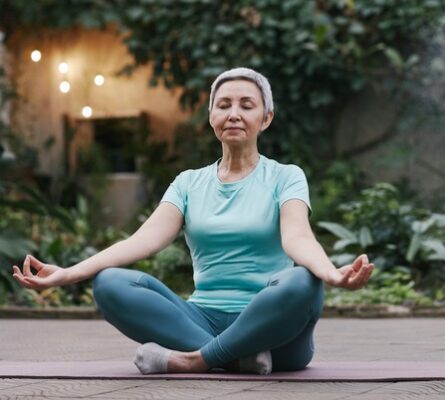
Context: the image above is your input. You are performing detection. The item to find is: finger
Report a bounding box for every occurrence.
[354,264,374,287]
[23,276,46,290]
[12,265,23,277]
[23,255,32,277]
[362,264,374,283]
[351,255,363,272]
[350,265,369,284]
[12,271,34,289]
[27,255,45,272]
[343,265,366,288]
[339,267,354,284]
[12,266,30,286]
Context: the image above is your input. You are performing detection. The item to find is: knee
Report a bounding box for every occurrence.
[269,267,323,312]
[93,267,120,291]
[93,268,125,308]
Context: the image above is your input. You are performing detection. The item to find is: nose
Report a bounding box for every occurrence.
[228,106,241,121]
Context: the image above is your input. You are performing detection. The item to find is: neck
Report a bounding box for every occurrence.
[217,145,260,183]
[219,146,260,173]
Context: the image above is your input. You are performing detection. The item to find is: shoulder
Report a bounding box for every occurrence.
[258,155,307,185]
[174,162,215,191]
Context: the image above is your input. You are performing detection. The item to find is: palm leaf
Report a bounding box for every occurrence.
[318,222,357,241]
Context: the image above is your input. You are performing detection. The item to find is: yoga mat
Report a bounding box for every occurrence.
[0,361,444,381]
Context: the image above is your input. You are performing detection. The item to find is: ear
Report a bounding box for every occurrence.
[209,112,215,129]
[260,111,274,132]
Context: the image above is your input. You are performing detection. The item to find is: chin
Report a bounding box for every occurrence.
[223,137,245,144]
[222,132,246,140]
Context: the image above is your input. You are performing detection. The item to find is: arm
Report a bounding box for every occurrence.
[12,202,184,288]
[69,202,183,281]
[280,199,373,289]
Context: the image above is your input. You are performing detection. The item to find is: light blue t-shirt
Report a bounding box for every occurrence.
[160,154,311,312]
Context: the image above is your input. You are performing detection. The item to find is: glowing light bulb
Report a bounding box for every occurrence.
[82,106,93,118]
[59,81,70,93]
[30,50,42,62]
[58,62,69,74]
[94,74,105,86]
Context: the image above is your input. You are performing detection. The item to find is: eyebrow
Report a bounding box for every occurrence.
[216,96,257,102]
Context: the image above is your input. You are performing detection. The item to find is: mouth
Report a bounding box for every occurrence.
[223,127,245,131]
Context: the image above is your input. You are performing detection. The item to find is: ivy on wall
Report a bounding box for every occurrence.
[1,0,445,170]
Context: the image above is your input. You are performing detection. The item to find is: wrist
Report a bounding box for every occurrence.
[66,266,82,284]
[323,268,338,286]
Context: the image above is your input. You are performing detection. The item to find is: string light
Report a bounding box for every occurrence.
[82,106,93,118]
[58,62,69,74]
[94,74,105,86]
[30,50,42,62]
[59,81,70,93]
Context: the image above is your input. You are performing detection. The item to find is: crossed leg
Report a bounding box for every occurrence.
[200,267,324,370]
[93,266,323,373]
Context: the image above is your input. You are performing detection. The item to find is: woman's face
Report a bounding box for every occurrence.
[209,79,273,147]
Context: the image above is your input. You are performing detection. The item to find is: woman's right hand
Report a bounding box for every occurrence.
[12,255,71,290]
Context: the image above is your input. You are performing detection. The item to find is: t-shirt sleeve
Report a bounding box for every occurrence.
[160,171,188,215]
[278,165,311,211]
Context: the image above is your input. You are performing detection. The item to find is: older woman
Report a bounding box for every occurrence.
[12,68,373,375]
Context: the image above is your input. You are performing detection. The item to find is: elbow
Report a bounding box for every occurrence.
[281,235,295,257]
[281,233,316,257]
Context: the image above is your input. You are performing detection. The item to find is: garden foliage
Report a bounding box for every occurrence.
[1,1,445,306]
[2,0,445,169]
[319,183,445,287]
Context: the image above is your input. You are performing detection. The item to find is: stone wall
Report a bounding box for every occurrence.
[334,83,445,204]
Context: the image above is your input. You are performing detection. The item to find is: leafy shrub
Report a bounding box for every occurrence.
[325,266,442,307]
[319,183,445,288]
[310,160,366,224]
[3,1,445,170]
[0,189,129,307]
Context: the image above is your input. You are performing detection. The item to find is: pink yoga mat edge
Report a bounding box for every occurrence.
[1,361,444,382]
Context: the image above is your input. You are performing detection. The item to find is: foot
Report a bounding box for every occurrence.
[134,343,209,374]
[134,342,171,374]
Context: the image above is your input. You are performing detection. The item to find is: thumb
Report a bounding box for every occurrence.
[340,267,354,284]
[27,255,46,271]
[352,255,364,272]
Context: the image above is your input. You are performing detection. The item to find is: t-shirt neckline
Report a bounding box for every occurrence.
[214,154,264,191]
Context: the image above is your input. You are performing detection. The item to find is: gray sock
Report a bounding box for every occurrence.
[134,342,172,374]
[239,350,272,375]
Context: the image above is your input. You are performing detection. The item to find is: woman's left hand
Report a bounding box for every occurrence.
[326,254,374,290]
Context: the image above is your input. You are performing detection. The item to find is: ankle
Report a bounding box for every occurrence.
[168,350,209,373]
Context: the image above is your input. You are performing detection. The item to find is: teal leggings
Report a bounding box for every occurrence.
[93,266,323,371]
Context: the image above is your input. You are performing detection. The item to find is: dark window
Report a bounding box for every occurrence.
[65,113,149,174]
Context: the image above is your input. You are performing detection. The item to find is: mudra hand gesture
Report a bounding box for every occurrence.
[326,254,374,290]
[12,255,70,290]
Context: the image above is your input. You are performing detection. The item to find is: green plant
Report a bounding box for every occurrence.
[114,0,445,170]
[318,183,445,287]
[169,121,221,172]
[310,159,366,224]
[2,1,445,171]
[325,266,441,307]
[0,190,130,306]
[0,136,76,304]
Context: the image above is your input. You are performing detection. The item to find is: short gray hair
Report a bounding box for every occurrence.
[208,67,274,115]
